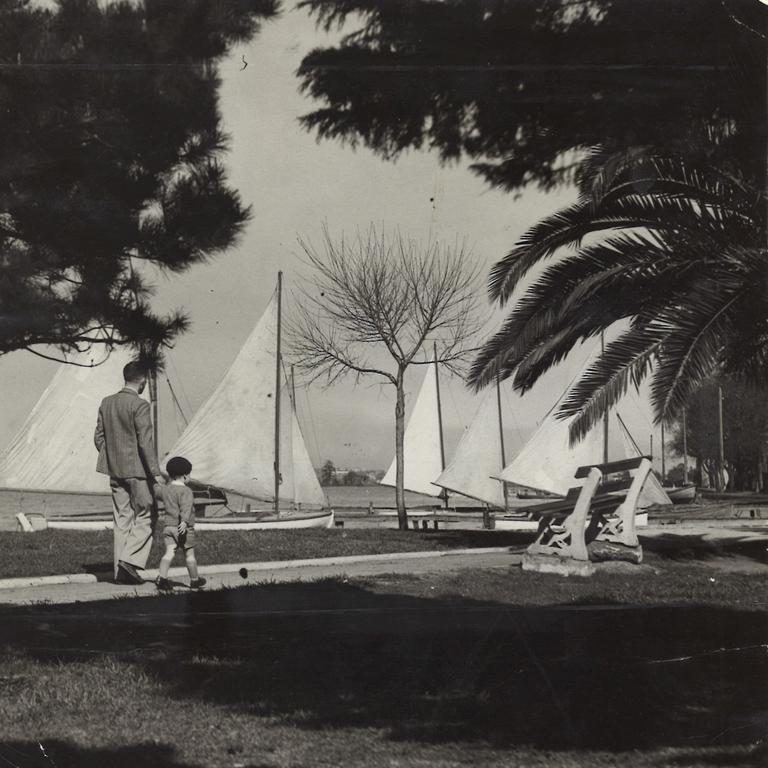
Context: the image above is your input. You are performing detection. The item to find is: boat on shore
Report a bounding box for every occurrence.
[664,484,697,504]
[2,273,334,532]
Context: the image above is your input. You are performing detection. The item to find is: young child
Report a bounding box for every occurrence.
[155,456,206,591]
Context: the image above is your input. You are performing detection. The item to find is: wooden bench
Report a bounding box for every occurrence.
[520,457,653,565]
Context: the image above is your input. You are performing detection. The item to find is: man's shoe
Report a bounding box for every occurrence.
[189,577,207,590]
[156,577,173,592]
[117,561,143,585]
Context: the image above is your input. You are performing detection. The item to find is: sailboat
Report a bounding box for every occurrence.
[380,355,516,514]
[433,377,510,509]
[379,355,449,504]
[658,414,697,503]
[0,345,145,497]
[1,274,334,531]
[493,392,672,529]
[165,272,332,529]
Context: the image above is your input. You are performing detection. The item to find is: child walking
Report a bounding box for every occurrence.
[155,456,206,591]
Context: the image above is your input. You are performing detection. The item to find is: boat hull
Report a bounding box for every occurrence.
[46,510,335,531]
[665,485,697,504]
[492,511,648,531]
[492,517,540,531]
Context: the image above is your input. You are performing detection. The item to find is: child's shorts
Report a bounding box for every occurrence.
[163,525,196,551]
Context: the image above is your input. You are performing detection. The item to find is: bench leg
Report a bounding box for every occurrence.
[595,458,651,548]
[526,467,602,562]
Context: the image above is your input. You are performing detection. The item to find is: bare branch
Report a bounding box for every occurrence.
[287,225,485,386]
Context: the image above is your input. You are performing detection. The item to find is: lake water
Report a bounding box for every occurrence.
[0,484,527,529]
[323,485,529,510]
[324,485,446,509]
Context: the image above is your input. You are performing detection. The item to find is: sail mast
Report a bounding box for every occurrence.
[433,342,448,509]
[149,370,160,461]
[274,272,283,517]
[495,373,509,510]
[682,408,688,483]
[661,421,666,482]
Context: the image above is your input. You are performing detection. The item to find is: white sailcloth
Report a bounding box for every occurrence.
[380,364,444,497]
[498,406,604,496]
[498,401,672,506]
[167,295,325,507]
[0,346,144,494]
[290,405,326,507]
[434,387,506,508]
[616,417,672,507]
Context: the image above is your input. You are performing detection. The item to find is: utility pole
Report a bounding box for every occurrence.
[717,385,725,491]
[149,369,160,458]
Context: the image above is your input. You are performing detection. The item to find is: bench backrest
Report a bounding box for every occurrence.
[574,456,651,479]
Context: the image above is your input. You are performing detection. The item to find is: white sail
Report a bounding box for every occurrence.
[434,386,506,507]
[380,363,444,497]
[167,295,325,507]
[290,406,326,507]
[498,405,604,497]
[0,346,144,494]
[499,399,673,505]
[616,417,672,507]
[273,384,326,507]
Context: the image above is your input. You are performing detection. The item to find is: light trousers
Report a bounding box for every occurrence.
[110,477,155,577]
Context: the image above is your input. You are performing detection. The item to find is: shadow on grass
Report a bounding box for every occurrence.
[0,741,207,768]
[1,581,766,755]
[642,532,768,565]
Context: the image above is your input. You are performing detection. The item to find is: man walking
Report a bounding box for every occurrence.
[94,360,163,584]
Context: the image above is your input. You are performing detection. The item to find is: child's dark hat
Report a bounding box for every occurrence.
[166,456,192,478]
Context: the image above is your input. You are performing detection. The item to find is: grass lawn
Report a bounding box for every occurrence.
[1,566,766,767]
[0,527,529,579]
[0,530,765,766]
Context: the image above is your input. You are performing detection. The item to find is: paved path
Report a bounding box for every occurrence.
[0,551,519,606]
[1,524,765,607]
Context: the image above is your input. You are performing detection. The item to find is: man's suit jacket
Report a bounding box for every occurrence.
[94,388,161,479]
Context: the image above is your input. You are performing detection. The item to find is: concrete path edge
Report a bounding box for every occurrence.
[0,546,515,590]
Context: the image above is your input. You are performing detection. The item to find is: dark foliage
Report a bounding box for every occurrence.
[670,377,768,491]
[0,0,278,363]
[297,0,765,192]
[469,149,767,441]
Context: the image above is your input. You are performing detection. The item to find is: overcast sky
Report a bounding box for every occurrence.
[0,4,666,471]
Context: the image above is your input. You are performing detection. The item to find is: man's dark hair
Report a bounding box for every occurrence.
[123,360,147,383]
[166,456,192,479]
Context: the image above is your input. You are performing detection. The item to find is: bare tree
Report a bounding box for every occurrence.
[288,227,484,530]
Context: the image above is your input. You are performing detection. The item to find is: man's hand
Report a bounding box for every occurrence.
[154,475,166,487]
[178,520,188,535]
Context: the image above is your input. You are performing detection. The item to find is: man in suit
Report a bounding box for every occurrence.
[94,360,164,584]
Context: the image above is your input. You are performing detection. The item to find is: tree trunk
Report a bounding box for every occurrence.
[395,372,408,530]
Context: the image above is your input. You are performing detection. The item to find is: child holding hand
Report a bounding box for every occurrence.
[155,456,206,591]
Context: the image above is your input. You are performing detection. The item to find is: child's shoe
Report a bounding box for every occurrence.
[189,577,207,590]
[156,577,173,592]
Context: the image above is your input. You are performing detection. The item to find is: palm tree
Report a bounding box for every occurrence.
[468,148,767,442]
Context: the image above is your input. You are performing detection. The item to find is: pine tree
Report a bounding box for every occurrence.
[0,0,278,361]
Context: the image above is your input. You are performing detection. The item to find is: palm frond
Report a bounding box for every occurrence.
[559,327,665,444]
